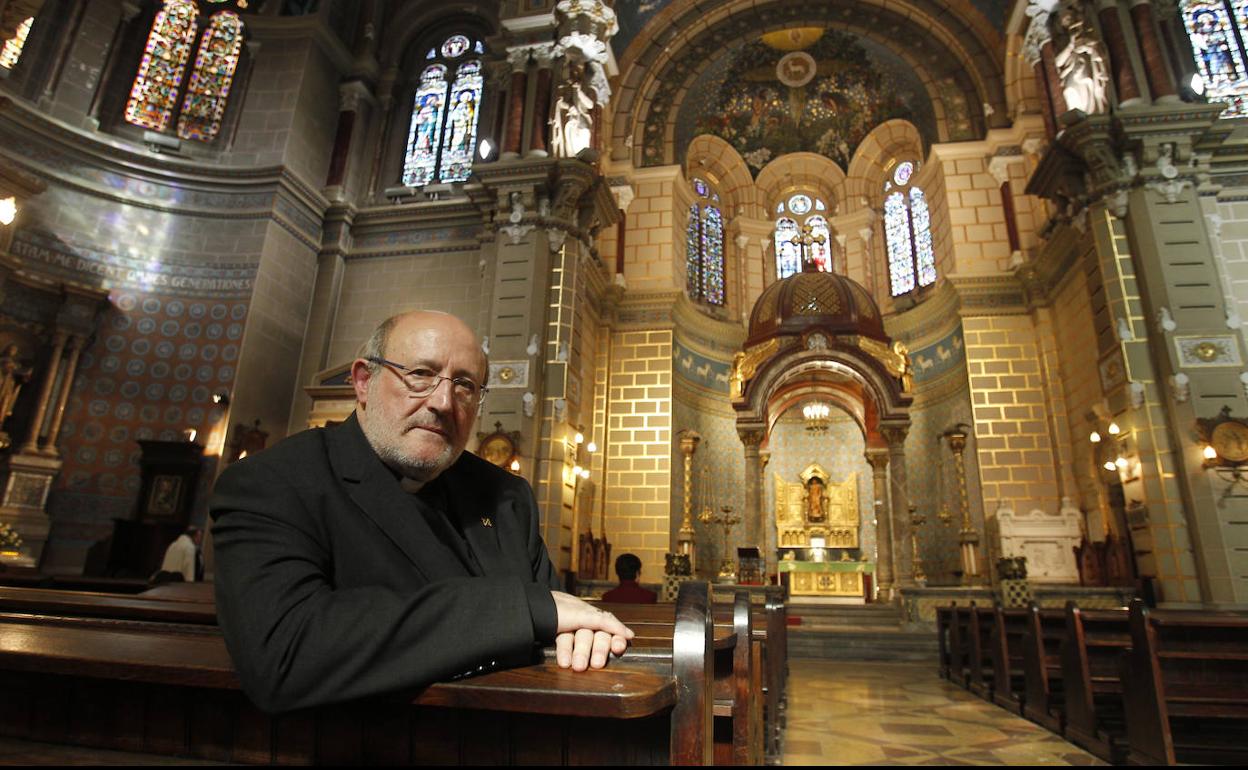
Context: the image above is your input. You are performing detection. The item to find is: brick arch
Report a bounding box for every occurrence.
[685,134,758,219]
[845,120,925,213]
[613,0,1006,167]
[754,153,846,216]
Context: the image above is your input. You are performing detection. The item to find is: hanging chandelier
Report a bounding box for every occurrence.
[803,401,831,433]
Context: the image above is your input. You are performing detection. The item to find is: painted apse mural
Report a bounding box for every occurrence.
[674,28,940,170]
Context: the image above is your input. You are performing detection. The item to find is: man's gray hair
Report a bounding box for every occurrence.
[358,316,400,375]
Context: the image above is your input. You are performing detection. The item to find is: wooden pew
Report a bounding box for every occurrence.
[1060,603,1129,763]
[988,604,1028,714]
[966,603,997,699]
[949,603,972,687]
[1021,603,1066,733]
[601,591,765,765]
[0,580,725,765]
[1122,599,1248,766]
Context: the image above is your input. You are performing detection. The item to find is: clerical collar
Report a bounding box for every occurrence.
[398,476,426,494]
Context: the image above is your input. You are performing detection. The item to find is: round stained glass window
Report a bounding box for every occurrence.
[441,35,471,59]
[788,194,812,215]
[893,161,915,187]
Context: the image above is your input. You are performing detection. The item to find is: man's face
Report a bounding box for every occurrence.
[353,313,486,482]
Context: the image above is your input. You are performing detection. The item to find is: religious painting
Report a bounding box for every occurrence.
[674,29,937,170]
[147,475,183,518]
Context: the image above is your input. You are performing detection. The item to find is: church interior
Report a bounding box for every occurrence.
[2,0,1248,763]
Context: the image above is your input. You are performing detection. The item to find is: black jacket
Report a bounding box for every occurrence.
[210,413,560,713]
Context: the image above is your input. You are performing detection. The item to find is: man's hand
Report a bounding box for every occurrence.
[551,591,634,671]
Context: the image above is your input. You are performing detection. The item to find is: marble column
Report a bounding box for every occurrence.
[882,425,912,587]
[1023,14,1060,138]
[503,49,530,158]
[866,449,894,600]
[1129,0,1177,101]
[528,47,554,157]
[19,330,66,455]
[1097,0,1143,105]
[40,334,83,456]
[1041,40,1069,119]
[741,428,765,551]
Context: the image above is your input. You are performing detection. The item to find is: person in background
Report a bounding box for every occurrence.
[601,553,658,604]
[152,525,203,584]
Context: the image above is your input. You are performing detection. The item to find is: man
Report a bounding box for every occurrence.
[151,525,203,584]
[210,311,632,713]
[601,553,657,604]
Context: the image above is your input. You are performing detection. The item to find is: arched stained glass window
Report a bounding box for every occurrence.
[807,215,832,273]
[774,217,801,280]
[401,34,486,187]
[125,0,200,133]
[686,178,726,306]
[404,65,449,186]
[176,10,245,141]
[884,162,936,297]
[0,16,33,71]
[124,0,248,142]
[1181,1,1248,117]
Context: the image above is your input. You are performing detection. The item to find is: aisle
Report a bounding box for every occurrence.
[781,659,1106,765]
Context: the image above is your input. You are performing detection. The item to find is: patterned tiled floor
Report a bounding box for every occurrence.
[782,659,1107,766]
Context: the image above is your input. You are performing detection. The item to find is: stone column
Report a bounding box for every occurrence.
[86,1,142,126]
[19,330,66,455]
[866,449,894,601]
[1096,0,1143,106]
[503,48,530,158]
[882,425,912,587]
[324,81,369,192]
[1129,0,1177,101]
[1023,11,1060,138]
[40,334,83,456]
[740,428,765,552]
[528,46,554,157]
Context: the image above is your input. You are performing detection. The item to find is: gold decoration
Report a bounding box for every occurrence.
[730,337,780,399]
[774,464,859,548]
[1212,421,1248,463]
[791,275,840,315]
[476,421,521,469]
[857,337,912,390]
[497,366,516,382]
[1194,341,1224,362]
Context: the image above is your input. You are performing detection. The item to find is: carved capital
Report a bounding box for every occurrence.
[880,425,909,447]
[739,428,765,449]
[865,449,890,472]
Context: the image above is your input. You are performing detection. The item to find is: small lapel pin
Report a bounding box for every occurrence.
[481,517,493,528]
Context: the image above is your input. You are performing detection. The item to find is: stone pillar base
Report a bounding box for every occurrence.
[0,451,64,567]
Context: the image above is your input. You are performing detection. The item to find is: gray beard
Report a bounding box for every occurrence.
[361,418,459,482]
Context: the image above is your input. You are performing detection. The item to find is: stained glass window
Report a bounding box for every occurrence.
[1182,1,1248,117]
[885,192,915,295]
[883,162,936,297]
[686,204,701,296]
[807,215,832,273]
[686,179,726,306]
[788,194,812,215]
[125,0,200,133]
[176,11,244,141]
[814,198,826,211]
[404,65,448,186]
[0,16,33,70]
[775,217,801,280]
[702,205,725,305]
[439,60,483,182]
[401,35,486,187]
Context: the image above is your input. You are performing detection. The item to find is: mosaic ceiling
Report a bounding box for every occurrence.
[672,28,939,171]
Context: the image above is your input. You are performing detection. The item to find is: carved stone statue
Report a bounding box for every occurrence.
[550,62,595,158]
[0,344,33,450]
[1054,4,1110,115]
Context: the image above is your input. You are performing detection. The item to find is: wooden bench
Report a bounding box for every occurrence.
[988,605,1028,714]
[936,603,954,680]
[0,580,731,764]
[600,591,768,765]
[1060,603,1129,763]
[966,603,997,699]
[1122,599,1248,766]
[1021,603,1066,733]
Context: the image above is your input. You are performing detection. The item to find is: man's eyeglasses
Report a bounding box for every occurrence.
[367,357,488,407]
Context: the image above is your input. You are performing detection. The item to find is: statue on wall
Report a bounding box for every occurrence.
[0,344,33,450]
[1054,2,1110,115]
[805,476,829,523]
[550,61,595,158]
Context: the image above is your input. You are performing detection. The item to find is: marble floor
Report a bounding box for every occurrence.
[781,659,1106,766]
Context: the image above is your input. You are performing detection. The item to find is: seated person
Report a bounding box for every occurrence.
[150,525,203,584]
[601,553,658,604]
[210,311,633,713]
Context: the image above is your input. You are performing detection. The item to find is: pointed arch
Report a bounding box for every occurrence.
[125,0,200,133]
[176,10,245,141]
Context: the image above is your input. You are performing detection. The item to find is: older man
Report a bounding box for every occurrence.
[210,311,632,713]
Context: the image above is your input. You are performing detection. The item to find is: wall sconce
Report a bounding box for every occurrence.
[1090,418,1135,480]
[1196,407,1248,492]
[212,389,230,406]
